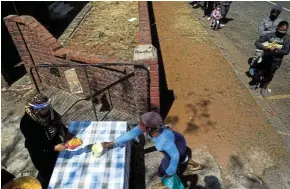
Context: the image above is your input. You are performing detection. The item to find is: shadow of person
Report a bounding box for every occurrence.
[179,174,221,189]
[224,18,234,24]
[180,174,201,189]
[204,176,222,189]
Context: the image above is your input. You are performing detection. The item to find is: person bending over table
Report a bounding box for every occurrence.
[102,112,203,183]
[20,93,68,188]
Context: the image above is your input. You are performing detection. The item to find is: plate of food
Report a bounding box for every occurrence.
[65,137,83,150]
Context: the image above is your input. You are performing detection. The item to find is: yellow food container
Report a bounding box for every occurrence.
[2,176,42,189]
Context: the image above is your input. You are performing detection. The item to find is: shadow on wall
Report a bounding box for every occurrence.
[147,1,175,119]
[164,99,216,133]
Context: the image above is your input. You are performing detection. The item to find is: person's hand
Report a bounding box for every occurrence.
[54,143,67,152]
[101,141,115,148]
[264,46,271,51]
[270,46,277,51]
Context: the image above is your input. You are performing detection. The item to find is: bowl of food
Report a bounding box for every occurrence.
[2,176,42,189]
[65,137,83,150]
[91,143,103,158]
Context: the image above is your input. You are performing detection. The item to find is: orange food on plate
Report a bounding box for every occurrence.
[66,138,83,150]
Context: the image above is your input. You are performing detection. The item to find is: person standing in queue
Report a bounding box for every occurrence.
[220,1,232,27]
[250,21,290,97]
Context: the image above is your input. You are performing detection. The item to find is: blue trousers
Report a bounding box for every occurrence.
[157,131,187,177]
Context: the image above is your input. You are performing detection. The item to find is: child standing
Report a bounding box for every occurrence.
[211,4,222,30]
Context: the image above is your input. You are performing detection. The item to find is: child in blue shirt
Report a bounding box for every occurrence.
[102,111,203,179]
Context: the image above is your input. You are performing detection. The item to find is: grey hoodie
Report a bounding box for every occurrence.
[258,4,283,37]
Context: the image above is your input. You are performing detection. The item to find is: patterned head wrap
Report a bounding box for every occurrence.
[140,111,164,129]
[25,93,60,140]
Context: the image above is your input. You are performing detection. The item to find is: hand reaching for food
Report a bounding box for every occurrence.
[54,143,67,152]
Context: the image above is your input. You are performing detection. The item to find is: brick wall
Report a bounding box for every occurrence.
[4,1,159,115]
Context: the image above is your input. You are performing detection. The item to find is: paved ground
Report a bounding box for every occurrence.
[151,1,290,189]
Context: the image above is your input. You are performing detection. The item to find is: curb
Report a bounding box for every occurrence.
[189,5,290,151]
[58,2,93,46]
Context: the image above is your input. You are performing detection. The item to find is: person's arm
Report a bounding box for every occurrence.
[259,20,272,37]
[218,12,222,19]
[212,10,216,17]
[114,126,142,147]
[274,44,289,55]
[162,141,180,176]
[255,34,270,50]
[274,42,290,56]
[102,125,143,148]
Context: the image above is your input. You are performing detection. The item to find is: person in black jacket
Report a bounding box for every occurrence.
[20,93,68,188]
[203,1,214,19]
[250,21,290,97]
[220,1,232,26]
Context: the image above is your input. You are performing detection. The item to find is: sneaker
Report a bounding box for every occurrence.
[188,164,204,171]
[220,24,225,27]
[207,17,211,21]
[260,88,269,97]
[151,182,167,189]
[250,85,257,90]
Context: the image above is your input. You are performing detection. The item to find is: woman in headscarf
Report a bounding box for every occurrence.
[20,93,68,188]
[102,112,203,181]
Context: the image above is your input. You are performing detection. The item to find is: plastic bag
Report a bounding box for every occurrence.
[162,174,184,189]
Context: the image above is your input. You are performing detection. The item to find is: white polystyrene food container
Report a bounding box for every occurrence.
[92,143,103,158]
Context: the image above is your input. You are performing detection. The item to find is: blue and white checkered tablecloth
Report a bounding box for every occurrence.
[48,121,131,189]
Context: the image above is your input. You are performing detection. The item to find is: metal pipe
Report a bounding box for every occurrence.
[29,67,40,93]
